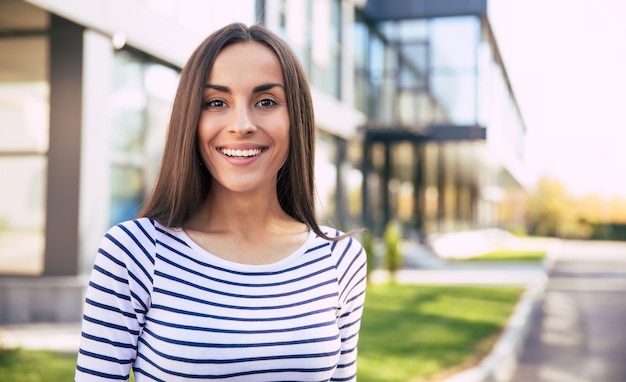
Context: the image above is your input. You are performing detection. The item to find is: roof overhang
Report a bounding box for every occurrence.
[363,124,486,143]
[361,0,487,21]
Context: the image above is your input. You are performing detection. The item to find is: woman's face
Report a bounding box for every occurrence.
[198,41,289,196]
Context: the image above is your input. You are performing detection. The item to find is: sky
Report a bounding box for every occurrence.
[490,0,626,198]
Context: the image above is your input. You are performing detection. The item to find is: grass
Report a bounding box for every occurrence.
[0,284,522,382]
[357,283,522,382]
[0,348,77,382]
[456,249,546,263]
[0,347,136,382]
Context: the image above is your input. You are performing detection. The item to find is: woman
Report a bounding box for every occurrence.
[75,23,367,381]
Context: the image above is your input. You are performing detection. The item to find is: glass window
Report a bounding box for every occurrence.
[431,73,477,124]
[310,0,341,98]
[109,49,179,226]
[398,19,428,41]
[0,36,48,275]
[428,16,479,125]
[430,16,479,69]
[354,17,369,113]
[399,42,428,87]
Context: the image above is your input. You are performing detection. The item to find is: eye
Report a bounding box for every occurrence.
[257,98,277,108]
[204,99,226,109]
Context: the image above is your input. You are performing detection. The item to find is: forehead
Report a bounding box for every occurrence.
[208,41,283,84]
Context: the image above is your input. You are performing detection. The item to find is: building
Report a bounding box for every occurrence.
[0,0,528,323]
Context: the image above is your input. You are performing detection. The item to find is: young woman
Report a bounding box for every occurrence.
[75,23,367,381]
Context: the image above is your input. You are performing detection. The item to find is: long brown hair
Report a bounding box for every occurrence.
[139,22,336,240]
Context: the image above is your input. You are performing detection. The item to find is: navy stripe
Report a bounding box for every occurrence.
[150,304,337,322]
[158,239,332,277]
[153,287,338,311]
[78,349,134,364]
[76,365,129,380]
[97,248,126,268]
[84,298,137,319]
[338,260,367,302]
[156,252,335,288]
[138,336,340,364]
[156,225,190,247]
[136,352,337,379]
[336,238,356,282]
[146,316,335,334]
[132,368,167,382]
[118,223,153,268]
[107,231,152,284]
[93,263,128,285]
[83,315,140,336]
[155,269,337,299]
[87,281,131,301]
[80,331,136,349]
[142,326,340,348]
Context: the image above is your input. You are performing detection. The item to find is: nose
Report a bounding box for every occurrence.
[230,102,256,136]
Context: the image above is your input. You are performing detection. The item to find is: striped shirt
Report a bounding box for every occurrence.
[75,218,367,381]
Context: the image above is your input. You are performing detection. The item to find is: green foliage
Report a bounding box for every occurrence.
[383,220,402,280]
[526,178,591,238]
[357,284,522,382]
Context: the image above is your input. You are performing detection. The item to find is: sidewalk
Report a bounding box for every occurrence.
[0,321,82,353]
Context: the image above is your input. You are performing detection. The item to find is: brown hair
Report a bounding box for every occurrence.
[139,22,336,240]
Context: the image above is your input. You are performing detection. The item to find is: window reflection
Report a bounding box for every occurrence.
[0,36,48,275]
[109,49,178,226]
[310,0,341,98]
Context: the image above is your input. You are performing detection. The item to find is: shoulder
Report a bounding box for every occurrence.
[107,218,157,241]
[318,226,363,245]
[317,226,366,259]
[100,218,160,259]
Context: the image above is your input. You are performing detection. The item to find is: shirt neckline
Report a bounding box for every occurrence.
[170,227,316,272]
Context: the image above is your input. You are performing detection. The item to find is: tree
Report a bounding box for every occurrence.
[526,178,589,238]
[383,220,402,281]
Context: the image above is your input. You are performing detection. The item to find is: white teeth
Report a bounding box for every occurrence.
[221,148,262,158]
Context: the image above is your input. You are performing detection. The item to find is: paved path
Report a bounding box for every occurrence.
[511,240,626,382]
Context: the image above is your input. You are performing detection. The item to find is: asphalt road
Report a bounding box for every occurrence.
[511,240,626,382]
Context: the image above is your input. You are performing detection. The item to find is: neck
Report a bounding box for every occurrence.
[188,185,296,237]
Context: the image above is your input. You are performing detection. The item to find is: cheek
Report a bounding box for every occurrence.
[197,116,217,146]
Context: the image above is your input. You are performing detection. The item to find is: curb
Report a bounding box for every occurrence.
[441,276,547,382]
[441,239,560,382]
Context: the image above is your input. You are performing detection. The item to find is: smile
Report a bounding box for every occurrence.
[220,148,263,158]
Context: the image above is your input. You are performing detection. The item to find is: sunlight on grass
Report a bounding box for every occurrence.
[462,249,546,262]
[357,283,522,382]
[0,348,76,382]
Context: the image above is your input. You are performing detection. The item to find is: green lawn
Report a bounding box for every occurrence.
[0,348,77,382]
[357,283,522,382]
[457,249,546,262]
[0,284,522,382]
[0,347,136,382]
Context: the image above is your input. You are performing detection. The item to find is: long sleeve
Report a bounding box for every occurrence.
[331,235,368,381]
[75,219,156,381]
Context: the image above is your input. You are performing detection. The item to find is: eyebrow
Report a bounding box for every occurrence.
[205,83,284,93]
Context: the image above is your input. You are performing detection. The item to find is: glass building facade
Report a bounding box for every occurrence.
[355,1,528,238]
[0,0,529,323]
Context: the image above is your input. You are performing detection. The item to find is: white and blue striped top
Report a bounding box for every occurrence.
[75,218,367,381]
